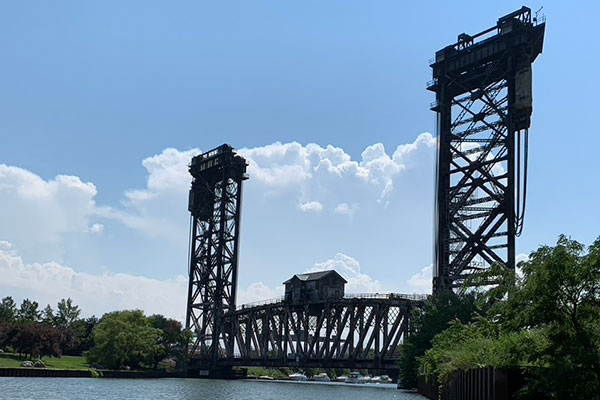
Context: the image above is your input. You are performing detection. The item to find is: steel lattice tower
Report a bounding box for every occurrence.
[429,7,545,294]
[185,144,248,361]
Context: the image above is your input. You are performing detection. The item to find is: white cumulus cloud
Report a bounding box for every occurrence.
[407,265,433,294]
[334,202,358,218]
[238,133,436,207]
[89,223,104,234]
[309,253,383,293]
[0,241,188,321]
[298,201,324,213]
[237,282,284,305]
[0,165,98,262]
[99,147,200,239]
[0,133,439,316]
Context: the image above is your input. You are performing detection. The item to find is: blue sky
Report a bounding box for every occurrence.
[0,1,598,319]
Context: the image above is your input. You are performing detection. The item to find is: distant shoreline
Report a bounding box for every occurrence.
[0,368,182,379]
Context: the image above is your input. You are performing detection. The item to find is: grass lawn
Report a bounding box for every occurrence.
[0,352,90,370]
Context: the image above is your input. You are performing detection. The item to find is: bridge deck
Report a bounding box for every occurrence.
[190,294,426,371]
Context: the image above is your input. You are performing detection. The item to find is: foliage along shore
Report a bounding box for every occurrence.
[1,296,190,372]
[399,235,600,399]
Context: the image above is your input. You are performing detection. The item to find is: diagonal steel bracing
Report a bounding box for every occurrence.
[195,295,424,371]
[430,6,545,293]
[186,145,248,360]
[185,146,427,373]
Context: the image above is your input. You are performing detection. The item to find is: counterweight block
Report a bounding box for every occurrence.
[430,7,545,294]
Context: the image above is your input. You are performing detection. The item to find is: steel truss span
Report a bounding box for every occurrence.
[186,144,248,360]
[189,295,424,371]
[184,145,426,373]
[429,7,545,293]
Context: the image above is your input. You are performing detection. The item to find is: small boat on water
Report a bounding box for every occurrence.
[313,372,331,382]
[368,376,381,384]
[336,375,348,382]
[258,375,274,380]
[288,373,308,381]
[380,375,392,384]
[345,371,367,384]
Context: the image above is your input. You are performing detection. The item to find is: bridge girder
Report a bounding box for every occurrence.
[190,295,424,372]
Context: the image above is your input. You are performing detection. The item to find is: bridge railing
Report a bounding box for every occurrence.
[345,292,429,301]
[235,292,428,310]
[236,296,284,310]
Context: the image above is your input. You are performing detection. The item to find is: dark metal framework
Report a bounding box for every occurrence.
[430,7,545,293]
[190,294,424,372]
[186,144,248,360]
[184,146,425,373]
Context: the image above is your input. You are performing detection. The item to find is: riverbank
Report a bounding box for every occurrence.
[0,353,88,370]
[0,352,183,379]
[0,367,183,378]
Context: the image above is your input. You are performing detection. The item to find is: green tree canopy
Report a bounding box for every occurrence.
[148,314,191,368]
[55,298,81,327]
[503,235,600,398]
[17,299,41,322]
[0,296,17,323]
[66,316,98,356]
[398,291,481,388]
[148,314,186,351]
[419,235,600,399]
[41,305,55,325]
[86,310,162,369]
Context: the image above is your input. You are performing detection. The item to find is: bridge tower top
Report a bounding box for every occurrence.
[186,144,248,360]
[429,6,545,294]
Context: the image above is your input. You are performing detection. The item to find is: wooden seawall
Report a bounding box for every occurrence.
[417,368,539,400]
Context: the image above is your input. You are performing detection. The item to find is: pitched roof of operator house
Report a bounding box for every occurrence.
[282,270,347,285]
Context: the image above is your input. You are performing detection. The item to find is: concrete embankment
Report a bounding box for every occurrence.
[0,368,183,379]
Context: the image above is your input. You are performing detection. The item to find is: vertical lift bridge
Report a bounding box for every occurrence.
[429,6,545,293]
[184,6,546,378]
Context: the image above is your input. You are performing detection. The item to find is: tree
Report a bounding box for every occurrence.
[17,299,41,322]
[416,235,600,399]
[419,317,548,386]
[148,315,186,354]
[55,298,80,328]
[0,296,17,323]
[502,235,600,398]
[56,327,78,356]
[398,291,480,388]
[41,305,55,325]
[0,322,15,350]
[66,316,97,356]
[11,323,64,359]
[86,310,162,369]
[148,314,191,368]
[11,323,42,358]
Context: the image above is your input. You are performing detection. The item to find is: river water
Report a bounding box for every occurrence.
[0,377,426,400]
